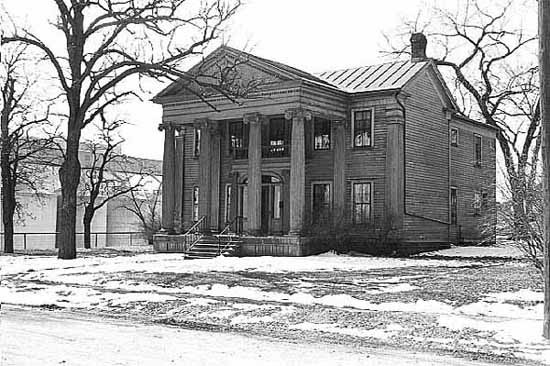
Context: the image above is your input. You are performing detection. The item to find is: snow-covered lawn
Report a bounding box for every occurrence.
[1,247,548,365]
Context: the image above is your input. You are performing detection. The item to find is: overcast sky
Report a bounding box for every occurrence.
[1,0,496,160]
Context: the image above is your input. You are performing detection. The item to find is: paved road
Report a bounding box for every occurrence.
[0,306,502,366]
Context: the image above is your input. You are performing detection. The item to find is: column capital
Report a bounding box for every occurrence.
[332,119,346,128]
[243,112,265,125]
[158,122,181,132]
[194,118,211,130]
[284,108,312,121]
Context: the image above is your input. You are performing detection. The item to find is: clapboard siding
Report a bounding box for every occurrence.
[450,119,497,242]
[182,126,200,229]
[402,68,450,242]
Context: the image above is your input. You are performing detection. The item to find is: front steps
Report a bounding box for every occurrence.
[184,235,241,259]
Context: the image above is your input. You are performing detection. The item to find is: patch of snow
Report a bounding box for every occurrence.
[420,245,523,259]
[487,289,543,303]
[2,252,480,282]
[230,315,274,324]
[185,297,219,306]
[290,322,403,340]
[457,301,542,320]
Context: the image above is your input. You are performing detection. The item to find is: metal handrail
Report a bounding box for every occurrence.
[183,215,206,236]
[183,216,207,252]
[215,216,243,256]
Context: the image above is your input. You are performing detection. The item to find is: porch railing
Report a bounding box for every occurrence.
[183,215,207,249]
[215,216,244,255]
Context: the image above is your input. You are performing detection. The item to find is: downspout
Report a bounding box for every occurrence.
[394,91,451,226]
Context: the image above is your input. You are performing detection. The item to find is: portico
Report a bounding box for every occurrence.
[158,106,324,240]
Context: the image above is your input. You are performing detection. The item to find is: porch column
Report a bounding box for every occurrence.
[286,108,311,235]
[230,172,239,232]
[197,119,212,231]
[210,128,221,231]
[160,123,176,233]
[385,110,404,229]
[174,129,185,233]
[245,113,262,235]
[333,119,346,221]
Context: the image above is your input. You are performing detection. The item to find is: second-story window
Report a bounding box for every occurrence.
[313,118,331,150]
[263,117,290,158]
[193,128,201,157]
[450,127,459,146]
[474,134,482,167]
[353,110,373,147]
[229,121,248,159]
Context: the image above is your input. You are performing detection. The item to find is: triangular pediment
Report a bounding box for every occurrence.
[154,46,327,101]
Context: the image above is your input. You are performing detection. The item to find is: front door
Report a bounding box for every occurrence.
[260,177,283,235]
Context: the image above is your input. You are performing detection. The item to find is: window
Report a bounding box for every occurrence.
[352,110,373,147]
[224,184,232,223]
[313,118,331,150]
[229,121,248,159]
[273,185,282,220]
[474,134,482,167]
[263,117,291,158]
[238,185,248,220]
[473,190,488,216]
[312,183,331,223]
[450,128,459,146]
[193,128,201,157]
[473,190,482,216]
[450,187,458,224]
[482,191,488,210]
[192,186,199,222]
[352,182,372,224]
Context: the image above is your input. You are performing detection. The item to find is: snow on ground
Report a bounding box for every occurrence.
[1,249,548,365]
[289,322,404,340]
[0,251,480,279]
[419,245,524,259]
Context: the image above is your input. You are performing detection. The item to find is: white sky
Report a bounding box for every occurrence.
[2,0,507,160]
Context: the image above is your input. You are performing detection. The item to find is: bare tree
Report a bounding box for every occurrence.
[1,42,58,253]
[2,0,254,259]
[78,115,149,249]
[120,184,161,245]
[385,0,540,240]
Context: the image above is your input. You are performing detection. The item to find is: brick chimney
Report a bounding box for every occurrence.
[410,33,427,62]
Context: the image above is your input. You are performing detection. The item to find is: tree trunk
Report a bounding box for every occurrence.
[1,186,15,253]
[1,80,15,254]
[539,0,550,339]
[57,129,81,259]
[83,207,93,249]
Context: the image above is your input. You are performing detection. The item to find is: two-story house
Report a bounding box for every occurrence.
[152,33,497,257]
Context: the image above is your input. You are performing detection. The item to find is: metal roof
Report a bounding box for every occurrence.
[315,60,428,93]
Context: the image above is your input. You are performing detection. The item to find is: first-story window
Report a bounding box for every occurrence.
[224,184,232,224]
[352,182,372,224]
[353,110,373,147]
[473,191,481,216]
[312,183,331,223]
[313,118,331,150]
[193,128,201,157]
[192,186,199,222]
[238,185,248,220]
[450,187,458,224]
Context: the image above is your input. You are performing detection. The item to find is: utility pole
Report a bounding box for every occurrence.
[539,0,550,340]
